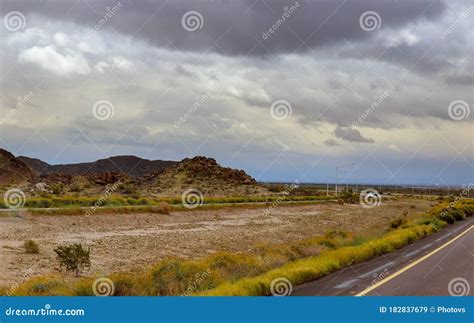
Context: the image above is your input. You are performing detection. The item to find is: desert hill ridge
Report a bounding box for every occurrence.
[1,148,264,196]
[18,154,177,178]
[0,148,35,185]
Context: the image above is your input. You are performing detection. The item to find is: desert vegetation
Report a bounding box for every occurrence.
[2,198,471,296]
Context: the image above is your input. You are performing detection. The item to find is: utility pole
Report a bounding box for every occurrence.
[335,163,355,197]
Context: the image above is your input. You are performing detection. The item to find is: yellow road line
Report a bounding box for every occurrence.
[356,224,474,296]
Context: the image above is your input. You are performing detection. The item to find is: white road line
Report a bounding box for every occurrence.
[356,225,474,296]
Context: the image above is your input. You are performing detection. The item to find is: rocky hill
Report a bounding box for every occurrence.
[4,149,266,196]
[19,155,176,178]
[0,148,35,185]
[142,156,263,196]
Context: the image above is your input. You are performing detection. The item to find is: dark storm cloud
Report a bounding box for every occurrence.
[0,0,446,56]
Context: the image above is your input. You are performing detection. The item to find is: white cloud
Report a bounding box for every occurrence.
[388,144,401,152]
[53,32,69,47]
[112,56,133,71]
[385,29,420,47]
[94,61,110,73]
[18,45,90,76]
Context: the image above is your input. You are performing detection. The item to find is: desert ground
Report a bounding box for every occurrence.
[0,197,433,288]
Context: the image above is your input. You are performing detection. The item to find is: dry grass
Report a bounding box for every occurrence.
[4,199,469,296]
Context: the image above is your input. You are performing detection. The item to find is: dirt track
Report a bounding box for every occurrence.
[0,199,432,287]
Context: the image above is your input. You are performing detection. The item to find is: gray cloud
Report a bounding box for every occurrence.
[324,138,341,147]
[334,126,374,143]
[0,0,445,57]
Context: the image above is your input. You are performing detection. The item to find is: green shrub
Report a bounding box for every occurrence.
[12,276,72,296]
[438,212,455,224]
[24,240,40,254]
[339,189,358,203]
[448,209,465,221]
[54,243,91,277]
[461,206,474,217]
[390,218,405,229]
[50,183,64,195]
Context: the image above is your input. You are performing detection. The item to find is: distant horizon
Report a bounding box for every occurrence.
[6,147,471,188]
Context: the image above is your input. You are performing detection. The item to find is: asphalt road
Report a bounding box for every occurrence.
[292,217,474,296]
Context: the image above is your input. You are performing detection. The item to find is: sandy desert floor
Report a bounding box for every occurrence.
[0,198,433,287]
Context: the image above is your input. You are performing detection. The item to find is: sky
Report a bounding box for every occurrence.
[0,0,472,186]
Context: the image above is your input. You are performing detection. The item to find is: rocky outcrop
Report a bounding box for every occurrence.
[0,148,35,184]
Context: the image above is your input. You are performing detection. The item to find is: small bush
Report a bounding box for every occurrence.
[339,189,358,203]
[390,218,405,229]
[449,209,466,221]
[438,212,455,224]
[50,183,64,195]
[24,240,40,254]
[54,243,91,277]
[12,276,72,296]
[461,206,474,217]
[156,202,171,215]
